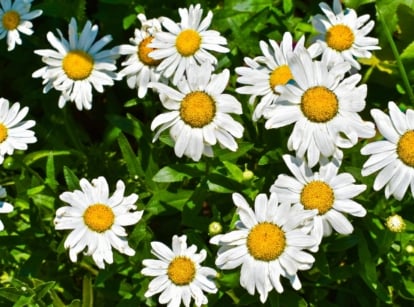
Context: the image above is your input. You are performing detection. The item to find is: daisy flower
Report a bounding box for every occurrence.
[210,193,318,302]
[309,0,380,70]
[271,154,367,249]
[32,18,120,111]
[0,0,42,51]
[235,32,305,121]
[119,14,163,98]
[361,101,414,200]
[141,234,217,307]
[0,97,36,164]
[264,46,375,167]
[0,186,13,231]
[54,176,143,269]
[150,62,243,161]
[149,3,229,85]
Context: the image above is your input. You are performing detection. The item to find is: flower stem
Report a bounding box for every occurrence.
[377,8,414,104]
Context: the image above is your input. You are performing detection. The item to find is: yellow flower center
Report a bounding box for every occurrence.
[397,130,414,167]
[301,181,334,215]
[167,256,196,285]
[326,24,355,52]
[301,86,338,123]
[175,29,202,57]
[0,123,8,143]
[62,50,94,80]
[247,222,286,261]
[180,91,216,128]
[2,11,20,30]
[138,36,161,66]
[83,204,115,233]
[269,65,293,93]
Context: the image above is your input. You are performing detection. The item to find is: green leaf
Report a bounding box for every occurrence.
[283,0,293,14]
[108,114,143,140]
[0,288,22,302]
[33,280,55,300]
[222,161,244,182]
[23,150,82,166]
[45,154,58,191]
[401,41,414,61]
[117,132,143,178]
[153,164,204,183]
[149,189,193,211]
[63,166,80,191]
[123,14,136,30]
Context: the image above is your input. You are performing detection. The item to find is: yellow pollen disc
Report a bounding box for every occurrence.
[2,11,20,30]
[138,36,161,66]
[167,256,196,285]
[175,29,202,57]
[247,222,286,261]
[62,50,94,80]
[301,181,334,215]
[326,24,355,52]
[269,65,293,93]
[83,204,115,233]
[0,123,8,143]
[397,130,414,167]
[301,86,338,123]
[180,91,216,128]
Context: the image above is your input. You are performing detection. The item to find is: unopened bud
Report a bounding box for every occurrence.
[208,221,223,236]
[385,214,406,233]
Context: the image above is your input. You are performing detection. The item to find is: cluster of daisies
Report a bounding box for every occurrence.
[0,0,413,306]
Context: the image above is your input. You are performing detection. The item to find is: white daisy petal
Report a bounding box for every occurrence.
[0,98,36,164]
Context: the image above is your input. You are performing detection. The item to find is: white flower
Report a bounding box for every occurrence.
[119,14,163,98]
[142,234,217,307]
[0,186,13,231]
[32,18,120,111]
[264,46,375,167]
[0,0,42,51]
[361,101,414,200]
[150,62,244,161]
[210,193,317,303]
[54,176,143,269]
[149,3,229,85]
[236,32,305,121]
[309,0,380,69]
[0,97,36,164]
[271,154,367,250]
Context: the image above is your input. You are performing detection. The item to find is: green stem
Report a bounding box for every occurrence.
[378,8,414,104]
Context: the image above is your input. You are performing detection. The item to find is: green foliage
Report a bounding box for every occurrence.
[0,0,414,306]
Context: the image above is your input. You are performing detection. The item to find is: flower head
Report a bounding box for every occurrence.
[0,0,42,51]
[54,176,143,269]
[309,0,380,69]
[32,18,120,110]
[0,186,13,231]
[236,32,305,120]
[0,97,36,164]
[361,101,414,200]
[119,14,163,98]
[142,234,217,307]
[271,154,367,250]
[264,46,375,167]
[149,4,229,85]
[210,193,317,302]
[150,62,243,161]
